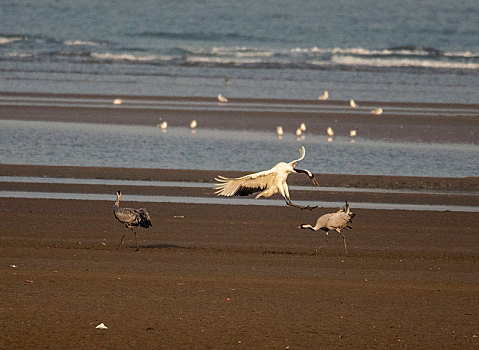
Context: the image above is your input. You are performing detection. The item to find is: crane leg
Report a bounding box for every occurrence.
[285,198,317,211]
[133,229,139,251]
[117,233,126,250]
[338,232,348,256]
[316,231,328,252]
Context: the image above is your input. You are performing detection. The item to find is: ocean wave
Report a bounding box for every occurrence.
[320,55,479,70]
[0,36,22,45]
[64,40,101,47]
[90,52,175,62]
[292,46,454,57]
[186,56,264,65]
[6,52,33,58]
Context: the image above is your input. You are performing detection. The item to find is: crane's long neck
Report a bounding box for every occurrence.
[114,194,121,209]
[299,224,317,231]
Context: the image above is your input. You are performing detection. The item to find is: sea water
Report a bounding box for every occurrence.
[1,119,477,177]
[0,0,478,103]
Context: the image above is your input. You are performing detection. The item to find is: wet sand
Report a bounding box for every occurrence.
[1,165,478,349]
[1,95,478,348]
[1,92,479,144]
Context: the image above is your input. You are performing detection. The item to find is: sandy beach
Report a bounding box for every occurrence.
[1,94,478,349]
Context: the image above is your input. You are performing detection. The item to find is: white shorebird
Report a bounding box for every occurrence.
[157,121,168,131]
[218,94,228,103]
[371,108,383,115]
[350,99,357,108]
[318,91,329,100]
[327,127,334,136]
[276,126,284,137]
[349,129,357,137]
[190,120,197,129]
[300,122,307,132]
[295,128,302,137]
[214,146,319,210]
[113,191,152,251]
[299,201,356,255]
[113,98,123,105]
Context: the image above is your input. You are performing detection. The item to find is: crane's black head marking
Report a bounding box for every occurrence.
[295,168,319,187]
[294,168,313,178]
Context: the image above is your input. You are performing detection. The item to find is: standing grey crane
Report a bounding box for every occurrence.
[298,201,356,255]
[214,146,319,210]
[113,191,152,251]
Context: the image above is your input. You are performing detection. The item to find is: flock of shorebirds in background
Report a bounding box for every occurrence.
[114,90,383,141]
[113,146,355,255]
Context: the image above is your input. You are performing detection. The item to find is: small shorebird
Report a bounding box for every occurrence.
[218,94,228,103]
[350,99,357,108]
[113,191,152,251]
[300,122,307,132]
[214,146,319,210]
[113,98,123,105]
[276,126,284,137]
[190,120,197,129]
[371,108,383,115]
[349,129,357,137]
[299,201,356,255]
[318,91,329,100]
[327,127,334,136]
[157,121,168,131]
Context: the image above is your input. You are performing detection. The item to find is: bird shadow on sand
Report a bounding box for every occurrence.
[138,243,192,250]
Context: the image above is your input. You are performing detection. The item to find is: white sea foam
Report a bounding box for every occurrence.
[444,51,478,58]
[0,37,22,45]
[90,52,174,62]
[292,46,435,56]
[211,46,274,57]
[316,55,479,70]
[186,56,263,64]
[64,40,100,46]
[6,52,32,58]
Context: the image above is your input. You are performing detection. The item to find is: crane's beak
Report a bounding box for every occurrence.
[311,178,319,187]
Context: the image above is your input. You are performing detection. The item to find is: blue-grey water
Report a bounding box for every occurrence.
[1,120,477,177]
[1,191,477,212]
[0,0,478,103]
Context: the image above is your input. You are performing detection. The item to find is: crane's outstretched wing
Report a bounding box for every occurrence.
[214,169,274,197]
[288,146,306,168]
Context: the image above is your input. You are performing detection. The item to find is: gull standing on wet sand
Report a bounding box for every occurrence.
[214,146,319,210]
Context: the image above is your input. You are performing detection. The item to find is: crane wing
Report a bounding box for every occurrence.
[214,169,274,197]
[138,208,152,228]
[115,208,139,224]
[288,146,306,168]
[328,211,350,229]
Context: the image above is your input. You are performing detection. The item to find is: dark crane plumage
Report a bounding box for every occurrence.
[113,190,152,251]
